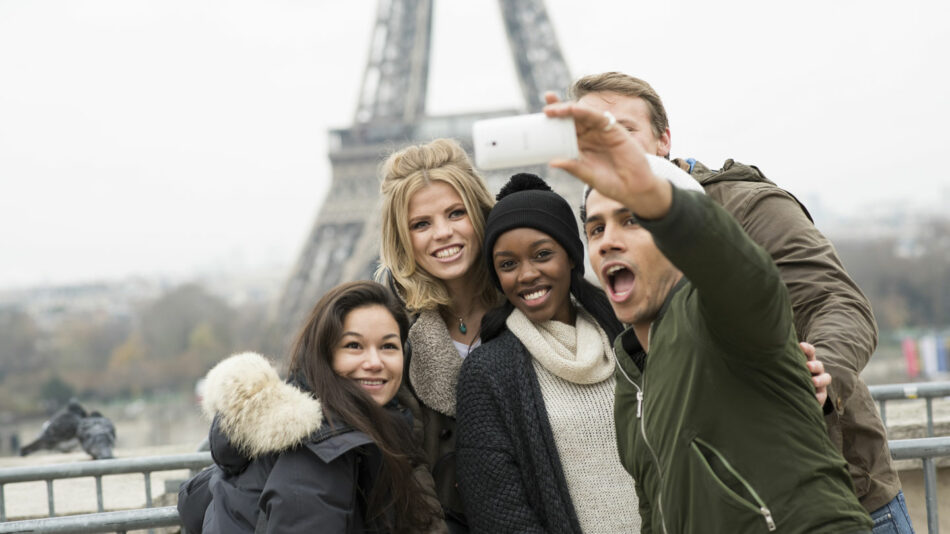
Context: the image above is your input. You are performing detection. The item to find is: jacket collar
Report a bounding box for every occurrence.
[613,276,690,378]
[407,309,463,417]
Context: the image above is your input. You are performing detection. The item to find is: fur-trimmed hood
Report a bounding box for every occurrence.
[201,352,324,458]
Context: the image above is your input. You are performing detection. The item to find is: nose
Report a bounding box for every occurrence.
[433,217,453,240]
[598,221,625,257]
[362,349,383,371]
[516,262,540,285]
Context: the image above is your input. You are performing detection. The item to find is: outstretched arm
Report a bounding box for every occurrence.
[545,100,791,355]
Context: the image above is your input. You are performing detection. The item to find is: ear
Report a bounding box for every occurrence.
[657,128,672,158]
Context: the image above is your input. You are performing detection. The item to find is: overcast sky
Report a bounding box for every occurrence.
[1,0,948,290]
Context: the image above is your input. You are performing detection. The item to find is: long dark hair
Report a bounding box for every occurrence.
[288,281,436,532]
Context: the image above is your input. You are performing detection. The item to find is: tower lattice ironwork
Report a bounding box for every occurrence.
[274,0,580,337]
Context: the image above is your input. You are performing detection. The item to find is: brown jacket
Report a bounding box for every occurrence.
[398,309,468,530]
[676,158,900,512]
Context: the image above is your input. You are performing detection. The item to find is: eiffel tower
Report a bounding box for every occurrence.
[274,0,581,337]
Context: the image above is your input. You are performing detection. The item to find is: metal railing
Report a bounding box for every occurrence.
[0,507,181,534]
[868,381,950,436]
[0,452,211,526]
[890,437,950,534]
[1,436,949,533]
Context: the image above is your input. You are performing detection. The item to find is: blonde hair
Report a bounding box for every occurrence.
[377,138,498,313]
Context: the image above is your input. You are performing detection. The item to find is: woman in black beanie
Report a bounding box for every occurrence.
[454,173,641,533]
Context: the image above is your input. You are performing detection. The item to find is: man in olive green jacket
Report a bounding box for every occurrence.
[676,158,900,512]
[561,72,907,531]
[544,98,873,532]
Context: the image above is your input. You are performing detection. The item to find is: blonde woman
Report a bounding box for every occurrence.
[377,138,499,533]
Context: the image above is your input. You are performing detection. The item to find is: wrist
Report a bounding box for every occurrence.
[629,178,673,220]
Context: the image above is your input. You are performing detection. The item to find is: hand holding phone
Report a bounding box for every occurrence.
[472,113,578,170]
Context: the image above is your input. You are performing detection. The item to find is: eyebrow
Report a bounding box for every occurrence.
[341,332,400,340]
[585,207,633,223]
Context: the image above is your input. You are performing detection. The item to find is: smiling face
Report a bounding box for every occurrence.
[577,91,671,158]
[583,189,681,326]
[407,181,480,283]
[493,227,574,325]
[331,304,404,405]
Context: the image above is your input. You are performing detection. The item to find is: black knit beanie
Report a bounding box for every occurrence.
[478,173,623,343]
[483,173,584,290]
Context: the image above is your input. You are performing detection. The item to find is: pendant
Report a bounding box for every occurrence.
[458,318,467,334]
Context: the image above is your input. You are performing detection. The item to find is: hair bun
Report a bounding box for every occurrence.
[496,173,551,200]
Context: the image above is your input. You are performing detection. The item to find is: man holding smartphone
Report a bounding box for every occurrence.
[547,72,910,533]
[544,88,874,534]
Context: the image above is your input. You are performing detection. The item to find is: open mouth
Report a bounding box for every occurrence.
[519,286,550,305]
[433,245,463,261]
[604,264,635,302]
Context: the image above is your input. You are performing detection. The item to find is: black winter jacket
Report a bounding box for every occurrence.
[177,352,443,534]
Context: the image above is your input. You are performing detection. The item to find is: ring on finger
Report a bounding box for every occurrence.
[602,110,617,132]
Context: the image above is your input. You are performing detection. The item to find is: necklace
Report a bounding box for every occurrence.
[443,305,469,335]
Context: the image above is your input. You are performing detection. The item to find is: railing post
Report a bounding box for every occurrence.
[95,475,104,512]
[1,483,6,522]
[46,479,55,517]
[144,471,153,507]
[925,398,934,437]
[922,457,939,534]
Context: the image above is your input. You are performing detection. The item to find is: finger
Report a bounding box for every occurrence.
[544,91,561,105]
[544,101,613,130]
[799,341,816,361]
[543,101,573,117]
[812,373,831,389]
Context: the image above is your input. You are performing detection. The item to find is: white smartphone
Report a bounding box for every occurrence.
[472,113,578,170]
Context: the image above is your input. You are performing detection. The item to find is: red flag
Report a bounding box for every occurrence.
[902,337,919,378]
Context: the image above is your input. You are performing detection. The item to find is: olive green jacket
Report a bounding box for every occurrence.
[613,187,872,533]
[676,158,899,512]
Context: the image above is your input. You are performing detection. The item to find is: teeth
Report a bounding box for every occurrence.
[522,288,549,301]
[606,265,626,275]
[358,379,385,386]
[435,246,461,258]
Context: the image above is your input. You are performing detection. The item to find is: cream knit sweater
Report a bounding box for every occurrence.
[507,308,640,533]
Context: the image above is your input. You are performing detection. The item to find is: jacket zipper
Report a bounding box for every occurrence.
[614,347,669,534]
[693,437,777,531]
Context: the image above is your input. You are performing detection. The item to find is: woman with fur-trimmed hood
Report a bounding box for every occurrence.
[178,282,444,534]
[190,139,495,534]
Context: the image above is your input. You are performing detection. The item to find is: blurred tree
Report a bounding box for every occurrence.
[40,375,76,407]
[138,284,233,361]
[0,309,41,381]
[836,216,950,330]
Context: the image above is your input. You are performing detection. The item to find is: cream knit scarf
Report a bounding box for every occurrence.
[505,306,614,384]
